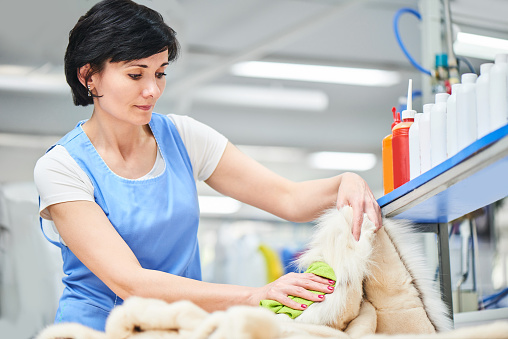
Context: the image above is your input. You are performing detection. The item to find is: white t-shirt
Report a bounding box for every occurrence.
[34,114,228,221]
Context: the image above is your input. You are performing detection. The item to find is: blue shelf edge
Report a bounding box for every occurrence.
[377,124,508,221]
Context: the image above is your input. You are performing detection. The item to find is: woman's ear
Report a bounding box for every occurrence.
[77,64,91,88]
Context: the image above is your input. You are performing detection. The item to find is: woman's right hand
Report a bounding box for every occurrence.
[248,272,335,310]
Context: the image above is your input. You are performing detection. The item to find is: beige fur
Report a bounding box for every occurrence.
[36,296,508,339]
[360,321,508,339]
[379,219,452,332]
[36,322,106,339]
[344,300,377,338]
[105,298,208,338]
[36,207,508,339]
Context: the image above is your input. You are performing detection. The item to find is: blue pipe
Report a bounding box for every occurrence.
[393,8,432,76]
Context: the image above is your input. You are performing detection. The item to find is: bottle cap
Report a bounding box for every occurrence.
[435,92,450,104]
[401,109,416,120]
[494,54,508,64]
[461,73,477,84]
[451,83,462,94]
[391,107,401,129]
[423,103,434,114]
[480,63,494,75]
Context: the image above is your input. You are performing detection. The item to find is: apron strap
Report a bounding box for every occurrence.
[39,197,63,249]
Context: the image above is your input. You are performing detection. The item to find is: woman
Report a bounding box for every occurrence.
[34,0,382,332]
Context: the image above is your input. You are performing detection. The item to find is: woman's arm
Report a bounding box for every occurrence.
[48,200,333,312]
[205,142,382,239]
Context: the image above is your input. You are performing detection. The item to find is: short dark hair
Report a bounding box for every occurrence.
[64,0,180,106]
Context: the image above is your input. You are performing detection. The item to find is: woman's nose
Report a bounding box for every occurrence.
[142,79,161,98]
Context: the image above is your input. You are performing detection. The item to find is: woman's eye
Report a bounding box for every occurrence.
[156,72,167,79]
[128,74,142,80]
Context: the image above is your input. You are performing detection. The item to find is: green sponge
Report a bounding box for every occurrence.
[259,261,336,319]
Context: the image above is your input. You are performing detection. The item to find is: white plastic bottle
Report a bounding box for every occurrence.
[457,73,478,151]
[409,112,422,179]
[476,63,494,138]
[419,103,433,173]
[489,54,508,132]
[447,83,461,158]
[431,93,449,167]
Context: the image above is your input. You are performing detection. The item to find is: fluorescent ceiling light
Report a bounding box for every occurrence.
[198,196,242,215]
[193,84,328,111]
[454,32,508,60]
[307,151,377,171]
[230,61,400,87]
[237,145,306,163]
[0,65,33,75]
[0,65,68,93]
[0,133,61,149]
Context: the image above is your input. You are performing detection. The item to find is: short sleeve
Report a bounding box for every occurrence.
[167,114,228,181]
[34,145,95,220]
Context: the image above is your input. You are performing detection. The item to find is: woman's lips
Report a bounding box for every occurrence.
[135,105,152,111]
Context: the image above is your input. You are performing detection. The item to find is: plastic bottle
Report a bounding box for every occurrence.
[431,93,450,167]
[419,103,433,173]
[393,79,416,188]
[409,112,422,180]
[489,54,508,132]
[476,63,494,138]
[382,107,401,195]
[457,73,478,151]
[447,83,461,158]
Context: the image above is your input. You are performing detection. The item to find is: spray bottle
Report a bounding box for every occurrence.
[382,107,401,194]
[393,79,416,188]
[431,92,450,167]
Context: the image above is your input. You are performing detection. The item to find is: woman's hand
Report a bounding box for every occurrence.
[336,172,382,241]
[248,272,335,310]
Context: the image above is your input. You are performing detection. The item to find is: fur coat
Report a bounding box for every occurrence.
[36,206,508,339]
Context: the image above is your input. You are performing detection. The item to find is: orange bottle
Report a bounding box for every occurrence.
[382,107,401,194]
[393,79,416,189]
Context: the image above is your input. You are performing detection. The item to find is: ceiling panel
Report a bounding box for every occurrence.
[1,0,507,199]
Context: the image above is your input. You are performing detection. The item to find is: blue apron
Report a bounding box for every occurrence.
[40,113,201,331]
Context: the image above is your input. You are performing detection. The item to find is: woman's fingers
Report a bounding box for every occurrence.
[264,273,335,310]
[351,202,364,241]
[336,172,383,240]
[298,273,335,293]
[268,286,329,310]
[367,200,383,231]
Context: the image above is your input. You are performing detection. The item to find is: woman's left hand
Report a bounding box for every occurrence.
[336,172,382,241]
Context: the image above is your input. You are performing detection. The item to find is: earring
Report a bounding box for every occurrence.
[87,85,92,97]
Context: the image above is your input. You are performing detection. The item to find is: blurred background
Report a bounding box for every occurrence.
[1,0,508,337]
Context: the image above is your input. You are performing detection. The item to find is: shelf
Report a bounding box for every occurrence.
[454,308,508,328]
[377,124,508,223]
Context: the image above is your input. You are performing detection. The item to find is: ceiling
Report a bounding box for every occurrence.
[1,0,507,213]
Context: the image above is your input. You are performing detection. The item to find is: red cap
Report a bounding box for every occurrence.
[391,107,401,130]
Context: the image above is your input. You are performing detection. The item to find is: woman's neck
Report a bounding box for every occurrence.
[82,111,153,158]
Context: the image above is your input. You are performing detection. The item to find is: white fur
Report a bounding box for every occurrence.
[293,206,377,329]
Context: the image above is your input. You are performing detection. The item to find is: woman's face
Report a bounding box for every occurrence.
[90,50,169,126]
